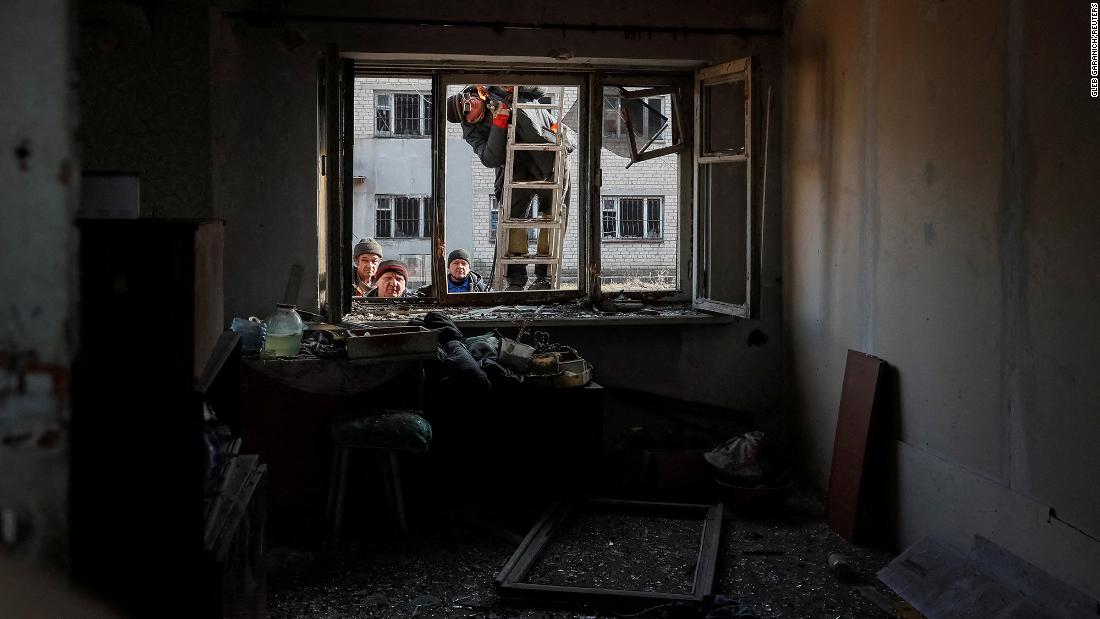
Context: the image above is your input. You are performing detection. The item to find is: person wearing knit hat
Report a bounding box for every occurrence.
[446,248,489,293]
[352,238,384,296]
[366,259,415,298]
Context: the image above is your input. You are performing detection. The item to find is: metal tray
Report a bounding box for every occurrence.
[346,325,438,359]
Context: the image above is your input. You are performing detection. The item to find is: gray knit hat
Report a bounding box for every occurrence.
[354,238,384,260]
[447,248,471,265]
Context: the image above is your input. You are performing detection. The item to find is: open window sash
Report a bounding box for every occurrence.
[692,57,756,317]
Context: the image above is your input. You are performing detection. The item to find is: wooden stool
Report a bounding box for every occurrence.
[326,410,432,536]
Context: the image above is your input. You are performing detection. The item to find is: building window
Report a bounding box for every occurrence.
[603,95,665,143]
[375,91,431,137]
[602,196,662,240]
[375,195,429,238]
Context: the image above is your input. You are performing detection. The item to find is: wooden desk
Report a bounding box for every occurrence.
[238,355,431,541]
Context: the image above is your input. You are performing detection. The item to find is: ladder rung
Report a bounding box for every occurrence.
[513,103,559,109]
[498,256,560,264]
[508,181,559,189]
[498,220,563,228]
[509,143,563,151]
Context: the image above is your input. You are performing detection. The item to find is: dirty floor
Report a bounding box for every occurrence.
[268,485,901,618]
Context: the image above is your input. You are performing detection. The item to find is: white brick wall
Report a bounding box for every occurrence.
[356,80,680,288]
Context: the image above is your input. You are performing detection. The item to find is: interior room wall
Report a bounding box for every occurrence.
[783,0,1100,598]
[78,2,212,219]
[0,0,76,570]
[203,1,786,413]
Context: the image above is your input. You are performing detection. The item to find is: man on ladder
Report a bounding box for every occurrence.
[446,85,573,290]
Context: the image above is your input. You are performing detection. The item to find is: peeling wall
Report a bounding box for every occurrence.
[0,0,76,570]
[784,0,1100,598]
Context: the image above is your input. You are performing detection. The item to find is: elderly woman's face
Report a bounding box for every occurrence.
[376,271,406,298]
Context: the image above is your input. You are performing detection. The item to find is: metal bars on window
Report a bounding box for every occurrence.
[374,91,431,137]
[375,195,429,238]
[601,196,662,239]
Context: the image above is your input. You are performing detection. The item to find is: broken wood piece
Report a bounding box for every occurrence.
[826,350,885,542]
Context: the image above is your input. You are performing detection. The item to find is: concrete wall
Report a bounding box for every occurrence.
[784,0,1100,598]
[79,2,212,218]
[0,0,76,570]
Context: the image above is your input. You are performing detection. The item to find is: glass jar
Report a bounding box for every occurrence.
[262,303,304,357]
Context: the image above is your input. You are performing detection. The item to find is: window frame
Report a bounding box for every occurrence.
[374,194,430,239]
[692,58,759,318]
[435,72,591,306]
[329,63,753,315]
[374,89,432,138]
[601,195,664,241]
[603,94,666,144]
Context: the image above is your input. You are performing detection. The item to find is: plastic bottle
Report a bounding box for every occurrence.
[262,303,304,357]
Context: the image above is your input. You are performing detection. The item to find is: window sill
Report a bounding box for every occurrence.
[601,238,665,243]
[344,301,734,328]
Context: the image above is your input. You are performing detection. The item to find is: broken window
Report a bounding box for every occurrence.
[597,80,686,294]
[604,94,665,143]
[327,64,754,313]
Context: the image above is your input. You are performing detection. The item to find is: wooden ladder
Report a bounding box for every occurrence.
[492,86,569,290]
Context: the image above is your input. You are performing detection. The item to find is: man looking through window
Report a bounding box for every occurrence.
[446,85,572,291]
[366,259,416,298]
[353,238,384,296]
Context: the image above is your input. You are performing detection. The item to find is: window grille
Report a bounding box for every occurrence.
[393,196,421,237]
[375,195,429,238]
[375,92,430,137]
[619,198,645,238]
[601,196,663,240]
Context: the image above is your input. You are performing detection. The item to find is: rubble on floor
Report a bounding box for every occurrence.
[268,485,901,618]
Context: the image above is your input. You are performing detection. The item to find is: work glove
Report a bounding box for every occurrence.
[492,101,511,129]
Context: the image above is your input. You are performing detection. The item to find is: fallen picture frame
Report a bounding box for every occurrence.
[495,499,724,606]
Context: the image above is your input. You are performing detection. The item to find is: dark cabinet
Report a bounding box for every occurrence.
[71,219,223,617]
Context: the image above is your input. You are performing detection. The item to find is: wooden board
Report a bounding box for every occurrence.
[826,350,885,542]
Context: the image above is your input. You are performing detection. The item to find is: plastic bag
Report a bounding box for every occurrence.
[704,431,766,478]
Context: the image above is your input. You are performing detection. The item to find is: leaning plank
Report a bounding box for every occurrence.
[826,350,885,542]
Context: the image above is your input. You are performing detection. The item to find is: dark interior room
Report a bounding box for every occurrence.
[1,1,1098,617]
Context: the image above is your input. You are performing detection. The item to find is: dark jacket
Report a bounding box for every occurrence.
[460,87,569,200]
[416,271,491,296]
